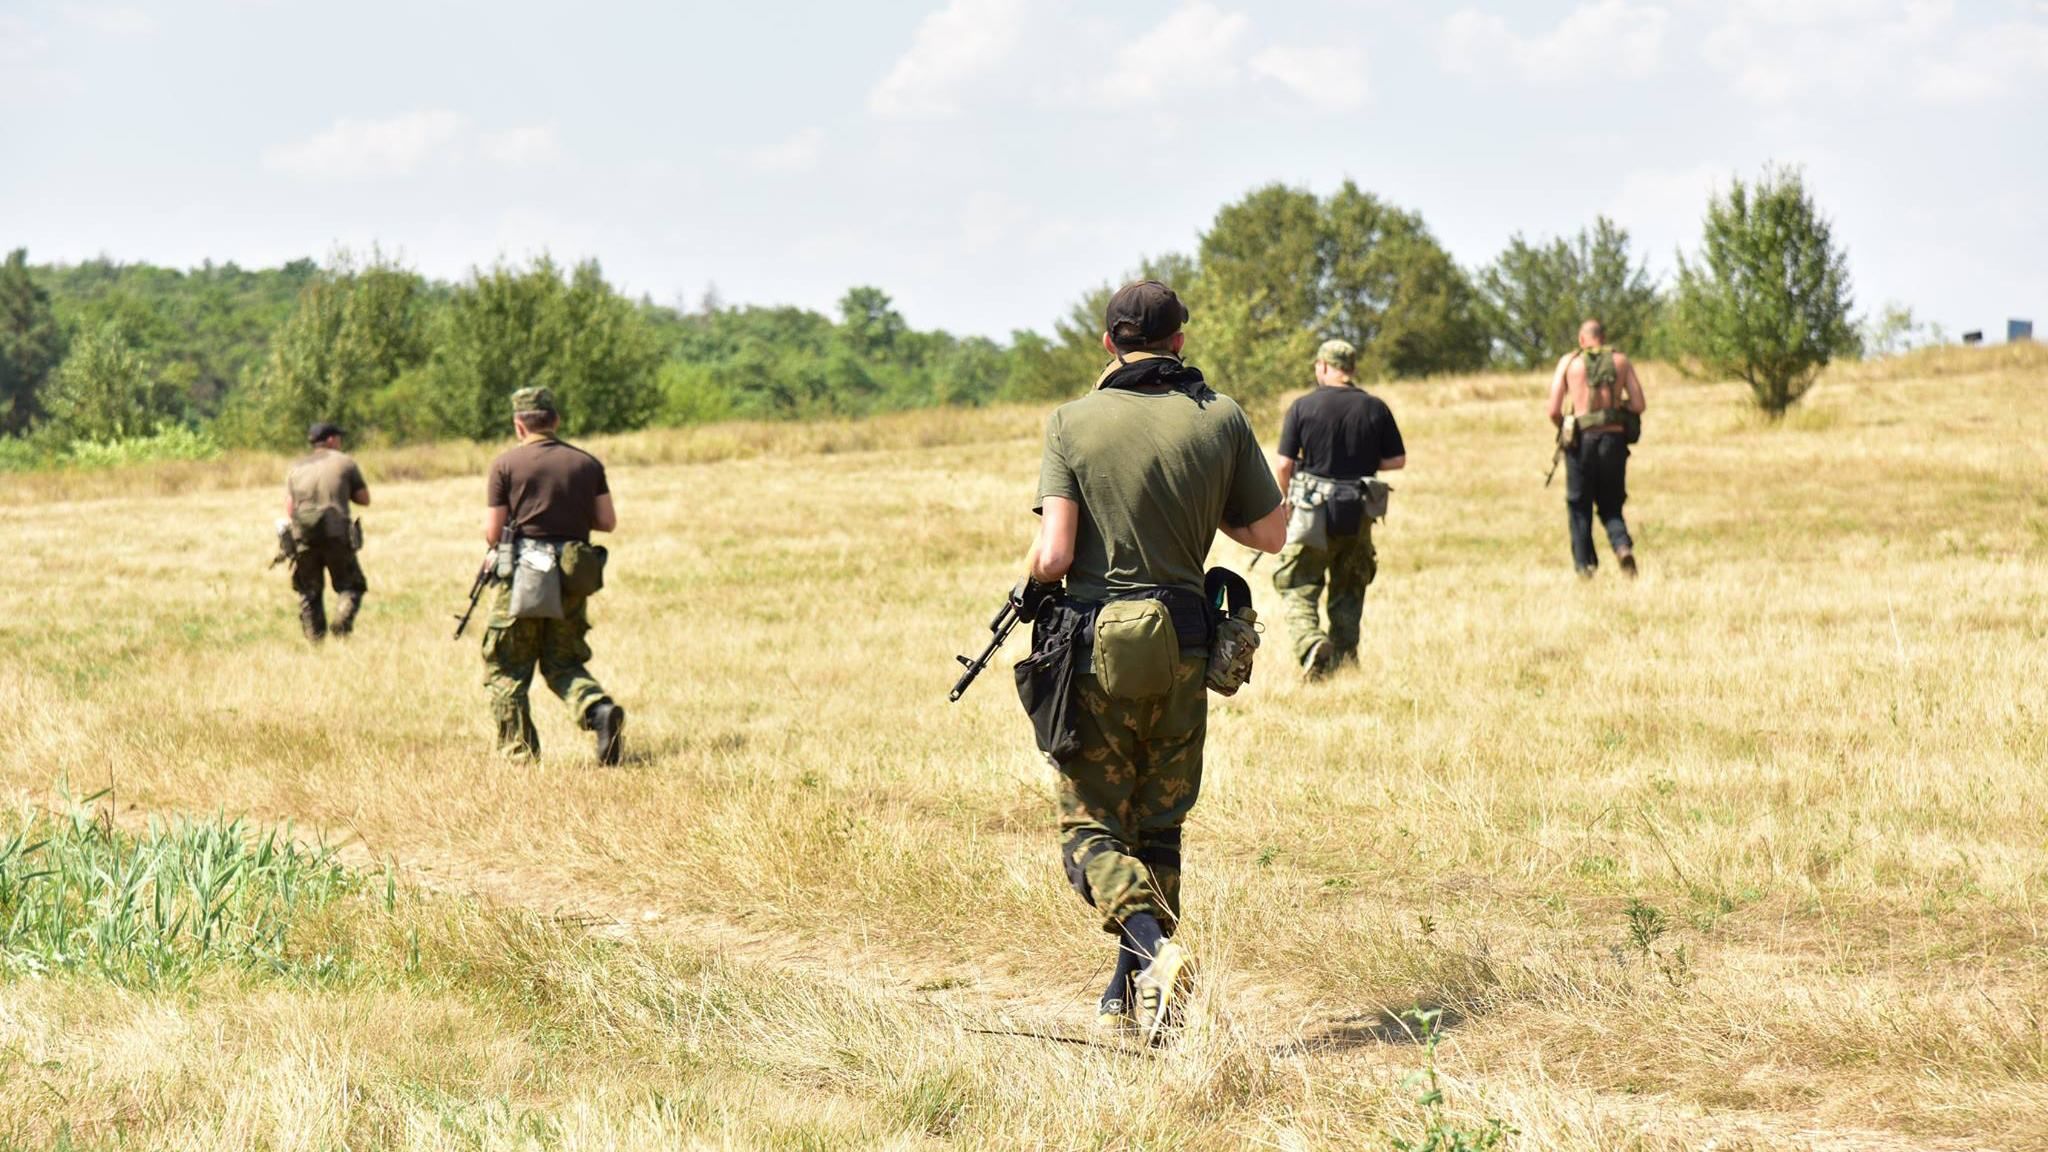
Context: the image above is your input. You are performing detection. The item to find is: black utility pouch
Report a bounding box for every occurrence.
[1014,605,1085,765]
[1325,485,1366,538]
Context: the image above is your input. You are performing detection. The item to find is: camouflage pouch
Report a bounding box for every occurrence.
[560,541,607,597]
[1091,598,1178,700]
[508,543,564,620]
[1204,567,1260,696]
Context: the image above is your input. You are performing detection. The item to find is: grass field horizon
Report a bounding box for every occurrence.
[3,343,2045,1150]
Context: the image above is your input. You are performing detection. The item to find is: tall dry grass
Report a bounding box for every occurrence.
[2,345,2045,1149]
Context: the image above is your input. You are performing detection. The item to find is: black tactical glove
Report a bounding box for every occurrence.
[1010,578,1061,622]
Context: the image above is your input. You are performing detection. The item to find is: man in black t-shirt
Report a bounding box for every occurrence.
[1271,340,1407,678]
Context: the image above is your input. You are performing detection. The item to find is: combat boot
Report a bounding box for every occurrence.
[587,700,626,765]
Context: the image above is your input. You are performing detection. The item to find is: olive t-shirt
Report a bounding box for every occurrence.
[486,438,609,542]
[286,449,366,540]
[1037,382,1282,602]
[1277,385,1405,480]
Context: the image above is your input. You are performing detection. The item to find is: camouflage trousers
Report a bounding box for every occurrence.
[289,536,366,642]
[480,582,608,760]
[1271,528,1376,666]
[1056,656,1208,936]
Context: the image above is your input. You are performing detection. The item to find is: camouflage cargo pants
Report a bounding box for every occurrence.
[480,582,608,760]
[1057,656,1208,936]
[289,535,366,641]
[1271,527,1376,666]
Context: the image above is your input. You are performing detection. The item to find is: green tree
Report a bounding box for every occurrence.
[236,254,431,446]
[0,249,66,435]
[837,286,908,360]
[42,320,178,442]
[429,257,664,439]
[1196,183,1486,395]
[1673,168,1855,417]
[1479,217,1661,369]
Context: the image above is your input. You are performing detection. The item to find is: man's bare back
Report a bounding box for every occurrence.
[1546,347,1647,435]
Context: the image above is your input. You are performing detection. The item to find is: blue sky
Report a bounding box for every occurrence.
[4,0,2044,340]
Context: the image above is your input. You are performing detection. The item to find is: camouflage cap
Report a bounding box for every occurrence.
[511,387,557,415]
[1316,339,1358,371]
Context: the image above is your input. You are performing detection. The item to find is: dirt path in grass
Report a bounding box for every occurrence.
[80,793,1984,1152]
[314,834,1981,1152]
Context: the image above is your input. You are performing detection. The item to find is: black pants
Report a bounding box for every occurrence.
[291,536,367,640]
[1564,433,1633,571]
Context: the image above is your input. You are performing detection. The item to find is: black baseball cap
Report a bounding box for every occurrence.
[1105,280,1189,347]
[307,421,343,443]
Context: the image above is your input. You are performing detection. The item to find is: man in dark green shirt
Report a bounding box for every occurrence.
[1024,280,1287,1044]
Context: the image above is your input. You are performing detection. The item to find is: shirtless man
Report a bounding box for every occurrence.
[1545,319,1647,577]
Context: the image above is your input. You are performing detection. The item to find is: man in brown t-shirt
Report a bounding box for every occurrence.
[284,421,370,641]
[480,387,624,764]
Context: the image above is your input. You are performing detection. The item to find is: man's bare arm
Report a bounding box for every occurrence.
[1620,355,1647,414]
[1378,454,1406,471]
[1274,454,1297,491]
[1545,355,1572,426]
[1221,501,1288,554]
[484,505,508,547]
[351,487,371,507]
[1028,496,1079,582]
[592,493,617,534]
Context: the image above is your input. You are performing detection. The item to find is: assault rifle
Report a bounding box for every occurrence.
[452,559,492,640]
[453,526,517,640]
[950,580,1059,702]
[950,594,1023,702]
[1544,414,1579,488]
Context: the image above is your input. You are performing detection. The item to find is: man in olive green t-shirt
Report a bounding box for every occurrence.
[284,421,370,642]
[1024,280,1287,1045]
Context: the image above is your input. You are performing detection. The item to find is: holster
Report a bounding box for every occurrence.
[1015,601,1085,765]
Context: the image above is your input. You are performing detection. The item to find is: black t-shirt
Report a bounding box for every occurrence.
[486,438,609,542]
[1277,386,1405,479]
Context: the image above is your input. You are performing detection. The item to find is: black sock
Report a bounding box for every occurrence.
[1102,937,1143,1010]
[1123,913,1167,965]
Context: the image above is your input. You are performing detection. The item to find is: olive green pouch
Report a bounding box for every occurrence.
[1091,598,1179,700]
[560,541,607,597]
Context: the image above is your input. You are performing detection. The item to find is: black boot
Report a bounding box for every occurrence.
[586,700,626,765]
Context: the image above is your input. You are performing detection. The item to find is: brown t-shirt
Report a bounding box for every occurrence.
[286,448,366,540]
[486,438,609,542]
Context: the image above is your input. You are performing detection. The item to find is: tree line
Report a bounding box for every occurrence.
[1,165,1869,462]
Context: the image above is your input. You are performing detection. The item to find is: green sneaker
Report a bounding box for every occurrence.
[1131,941,1194,1047]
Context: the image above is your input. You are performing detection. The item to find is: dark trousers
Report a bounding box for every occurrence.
[290,536,367,640]
[1564,433,1633,570]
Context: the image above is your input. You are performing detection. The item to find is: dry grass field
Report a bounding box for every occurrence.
[2,344,2045,1150]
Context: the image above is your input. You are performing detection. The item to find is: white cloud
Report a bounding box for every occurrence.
[868,0,1031,120]
[1103,2,1252,104]
[264,109,468,180]
[1702,0,2048,108]
[62,4,157,36]
[1250,42,1370,112]
[1442,1,1666,84]
[479,123,560,169]
[748,127,826,174]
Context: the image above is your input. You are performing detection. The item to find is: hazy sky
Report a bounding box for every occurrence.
[4,0,2044,340]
